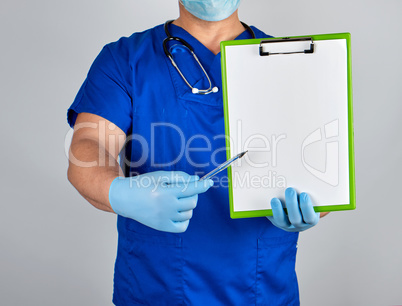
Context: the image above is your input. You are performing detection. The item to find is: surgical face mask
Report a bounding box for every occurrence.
[179,0,241,22]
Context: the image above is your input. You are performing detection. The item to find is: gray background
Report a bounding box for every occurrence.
[1,0,401,305]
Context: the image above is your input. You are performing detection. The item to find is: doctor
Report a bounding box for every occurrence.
[67,0,326,305]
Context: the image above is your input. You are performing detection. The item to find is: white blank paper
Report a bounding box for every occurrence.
[224,39,350,212]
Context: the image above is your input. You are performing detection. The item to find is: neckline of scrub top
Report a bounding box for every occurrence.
[157,23,256,106]
[164,23,255,71]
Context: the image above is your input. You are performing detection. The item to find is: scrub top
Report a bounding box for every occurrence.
[67,23,300,306]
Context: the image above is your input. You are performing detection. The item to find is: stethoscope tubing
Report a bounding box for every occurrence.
[163,20,255,95]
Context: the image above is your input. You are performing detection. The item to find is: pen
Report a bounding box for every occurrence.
[199,151,248,181]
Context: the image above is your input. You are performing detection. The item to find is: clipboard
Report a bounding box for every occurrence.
[220,33,355,219]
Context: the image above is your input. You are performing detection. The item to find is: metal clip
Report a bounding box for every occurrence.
[259,37,314,56]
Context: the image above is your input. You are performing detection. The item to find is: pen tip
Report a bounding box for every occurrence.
[239,150,248,158]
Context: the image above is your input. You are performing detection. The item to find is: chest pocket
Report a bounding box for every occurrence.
[256,233,300,305]
[128,86,191,174]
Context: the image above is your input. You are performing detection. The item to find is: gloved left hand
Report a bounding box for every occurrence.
[267,187,320,232]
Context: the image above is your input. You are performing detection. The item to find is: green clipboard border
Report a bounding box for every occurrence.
[220,33,356,219]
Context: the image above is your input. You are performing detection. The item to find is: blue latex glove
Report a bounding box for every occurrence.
[267,187,320,232]
[109,171,214,233]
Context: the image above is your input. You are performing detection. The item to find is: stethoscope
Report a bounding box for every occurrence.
[163,20,256,95]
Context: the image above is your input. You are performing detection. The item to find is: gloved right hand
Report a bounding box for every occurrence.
[109,171,214,233]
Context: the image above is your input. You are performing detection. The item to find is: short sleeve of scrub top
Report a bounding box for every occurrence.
[67,44,132,134]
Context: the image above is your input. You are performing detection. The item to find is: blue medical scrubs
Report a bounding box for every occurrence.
[68,23,300,305]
